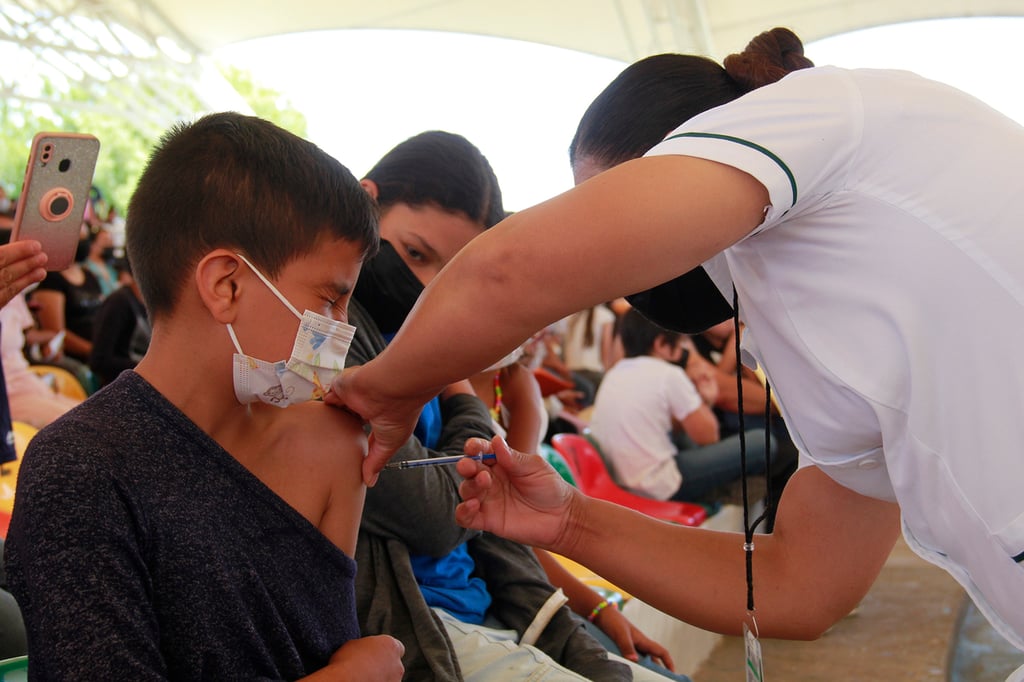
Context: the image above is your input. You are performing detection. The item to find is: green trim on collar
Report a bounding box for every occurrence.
[663,132,797,206]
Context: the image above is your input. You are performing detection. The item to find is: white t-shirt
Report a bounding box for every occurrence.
[589,356,702,500]
[0,294,50,397]
[561,306,616,373]
[645,66,1024,652]
[0,294,33,374]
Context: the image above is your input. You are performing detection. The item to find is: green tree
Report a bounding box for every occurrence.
[0,85,164,214]
[2,64,307,214]
[0,102,63,200]
[219,65,308,138]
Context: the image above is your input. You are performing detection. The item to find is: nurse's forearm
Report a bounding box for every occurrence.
[552,468,900,639]
[557,496,788,637]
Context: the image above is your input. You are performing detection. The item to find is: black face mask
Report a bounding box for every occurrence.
[625,266,733,334]
[353,240,424,336]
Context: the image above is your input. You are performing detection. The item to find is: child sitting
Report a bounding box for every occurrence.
[4,112,404,680]
[589,308,769,503]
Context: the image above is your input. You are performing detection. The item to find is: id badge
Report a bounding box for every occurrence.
[744,621,764,682]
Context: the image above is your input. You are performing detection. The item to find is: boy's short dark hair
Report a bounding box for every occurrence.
[619,307,681,358]
[126,112,379,319]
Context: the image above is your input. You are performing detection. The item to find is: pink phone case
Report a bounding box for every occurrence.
[11,132,101,271]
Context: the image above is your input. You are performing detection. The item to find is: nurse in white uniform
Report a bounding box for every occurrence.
[328,27,1024,679]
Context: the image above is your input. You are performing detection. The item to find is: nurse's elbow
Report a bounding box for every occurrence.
[784,596,863,641]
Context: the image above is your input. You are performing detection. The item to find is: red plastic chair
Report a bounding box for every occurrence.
[550,433,707,527]
[532,367,575,397]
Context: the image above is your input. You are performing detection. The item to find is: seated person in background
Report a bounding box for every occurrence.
[557,303,618,404]
[0,292,81,428]
[89,257,151,388]
[685,321,799,500]
[352,130,665,681]
[520,327,588,437]
[82,226,119,299]
[28,225,103,390]
[5,112,404,681]
[689,320,776,431]
[589,309,771,504]
[0,231,51,461]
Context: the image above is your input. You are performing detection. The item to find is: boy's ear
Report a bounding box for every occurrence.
[359,178,379,200]
[195,250,245,324]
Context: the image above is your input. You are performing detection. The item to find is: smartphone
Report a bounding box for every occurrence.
[11,132,101,271]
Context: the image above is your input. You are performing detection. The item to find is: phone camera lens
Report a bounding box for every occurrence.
[49,196,69,216]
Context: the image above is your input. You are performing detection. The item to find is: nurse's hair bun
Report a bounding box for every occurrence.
[723,27,815,93]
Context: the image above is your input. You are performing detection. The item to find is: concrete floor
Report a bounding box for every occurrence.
[690,537,987,681]
[604,503,1023,681]
[948,600,1024,681]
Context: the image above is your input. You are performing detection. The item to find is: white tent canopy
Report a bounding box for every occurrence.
[148,0,1024,62]
[3,0,1023,128]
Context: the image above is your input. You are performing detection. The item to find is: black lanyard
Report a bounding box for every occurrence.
[732,287,775,613]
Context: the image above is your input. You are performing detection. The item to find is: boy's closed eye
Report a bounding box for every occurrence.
[317,284,353,318]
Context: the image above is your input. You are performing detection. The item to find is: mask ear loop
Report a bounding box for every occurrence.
[234,252,303,319]
[225,323,255,416]
[733,287,774,624]
[226,323,245,355]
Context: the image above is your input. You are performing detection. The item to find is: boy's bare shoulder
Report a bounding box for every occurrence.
[284,402,368,466]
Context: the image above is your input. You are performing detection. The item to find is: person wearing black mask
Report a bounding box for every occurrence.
[347,131,683,681]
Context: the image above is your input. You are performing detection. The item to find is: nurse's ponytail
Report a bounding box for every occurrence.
[570,27,814,172]
[723,27,815,93]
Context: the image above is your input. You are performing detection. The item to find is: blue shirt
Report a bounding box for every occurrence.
[399,341,490,624]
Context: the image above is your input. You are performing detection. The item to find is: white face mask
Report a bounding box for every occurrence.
[227,254,356,408]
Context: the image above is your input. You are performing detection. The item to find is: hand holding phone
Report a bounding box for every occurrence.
[11,132,101,271]
[0,241,47,310]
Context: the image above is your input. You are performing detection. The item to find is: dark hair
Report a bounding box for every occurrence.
[619,308,681,358]
[570,27,813,170]
[364,131,505,228]
[126,112,379,319]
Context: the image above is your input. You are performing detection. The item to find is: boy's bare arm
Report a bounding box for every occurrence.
[312,408,371,557]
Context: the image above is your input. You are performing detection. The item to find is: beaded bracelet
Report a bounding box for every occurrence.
[587,599,617,622]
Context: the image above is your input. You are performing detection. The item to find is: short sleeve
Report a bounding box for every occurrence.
[664,365,703,422]
[0,295,34,331]
[644,66,864,232]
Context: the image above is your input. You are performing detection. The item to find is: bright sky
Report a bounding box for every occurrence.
[215,16,1024,212]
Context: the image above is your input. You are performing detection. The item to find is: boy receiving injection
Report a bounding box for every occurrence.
[5,113,404,680]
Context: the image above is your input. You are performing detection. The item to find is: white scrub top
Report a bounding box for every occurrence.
[646,66,1024,657]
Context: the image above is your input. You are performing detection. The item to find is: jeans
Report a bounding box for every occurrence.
[437,608,592,681]
[582,618,693,681]
[670,429,771,503]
